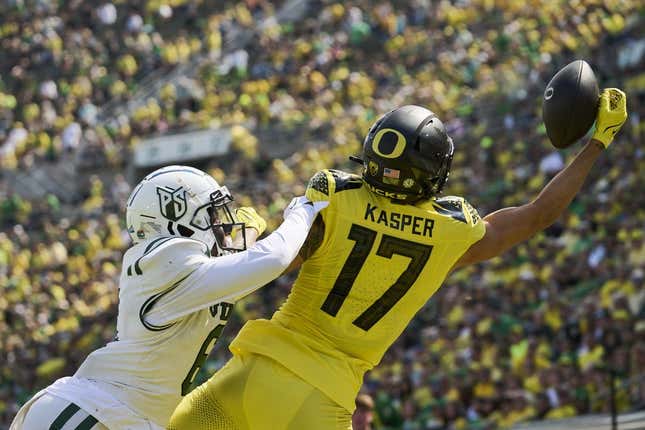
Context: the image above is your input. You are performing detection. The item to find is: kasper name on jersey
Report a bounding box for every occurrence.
[363,202,434,238]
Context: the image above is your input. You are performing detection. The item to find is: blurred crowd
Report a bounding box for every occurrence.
[0,0,284,169]
[1,0,644,428]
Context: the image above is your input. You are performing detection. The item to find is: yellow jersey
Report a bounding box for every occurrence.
[230,169,485,411]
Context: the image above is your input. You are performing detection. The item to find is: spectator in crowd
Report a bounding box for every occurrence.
[1,0,643,428]
[353,393,376,430]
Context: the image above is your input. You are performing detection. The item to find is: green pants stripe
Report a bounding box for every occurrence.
[49,402,99,430]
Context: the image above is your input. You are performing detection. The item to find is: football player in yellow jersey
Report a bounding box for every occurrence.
[169,89,628,430]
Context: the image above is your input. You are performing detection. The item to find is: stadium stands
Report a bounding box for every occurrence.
[1,0,643,428]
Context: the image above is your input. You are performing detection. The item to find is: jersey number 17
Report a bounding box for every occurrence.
[321,224,432,331]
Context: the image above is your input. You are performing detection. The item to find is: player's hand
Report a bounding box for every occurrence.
[283,196,329,219]
[592,88,627,148]
[236,207,267,235]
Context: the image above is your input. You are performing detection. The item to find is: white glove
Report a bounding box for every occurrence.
[283,195,329,220]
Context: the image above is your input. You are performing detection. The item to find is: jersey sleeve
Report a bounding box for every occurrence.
[144,201,320,325]
[134,237,210,330]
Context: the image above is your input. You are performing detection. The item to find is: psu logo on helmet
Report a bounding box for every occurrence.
[157,186,187,221]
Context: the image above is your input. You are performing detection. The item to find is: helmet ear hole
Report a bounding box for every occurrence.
[176,224,195,238]
[414,136,422,151]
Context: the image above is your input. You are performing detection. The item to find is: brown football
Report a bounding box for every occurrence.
[542,60,599,148]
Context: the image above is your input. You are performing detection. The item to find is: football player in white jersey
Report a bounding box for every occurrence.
[10,165,328,430]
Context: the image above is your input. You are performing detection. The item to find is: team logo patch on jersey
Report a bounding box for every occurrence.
[433,198,467,223]
[157,186,187,221]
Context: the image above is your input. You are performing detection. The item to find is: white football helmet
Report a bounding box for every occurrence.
[126,165,246,255]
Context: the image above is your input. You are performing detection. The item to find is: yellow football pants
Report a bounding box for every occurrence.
[169,352,352,430]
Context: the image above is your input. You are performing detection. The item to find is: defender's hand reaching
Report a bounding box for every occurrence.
[236,207,267,235]
[283,196,329,220]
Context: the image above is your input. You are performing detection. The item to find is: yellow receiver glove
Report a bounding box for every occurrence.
[235,207,267,236]
[592,88,627,148]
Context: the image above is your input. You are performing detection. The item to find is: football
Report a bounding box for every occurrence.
[542,60,600,148]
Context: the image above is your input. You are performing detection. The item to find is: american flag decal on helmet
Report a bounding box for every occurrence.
[383,168,400,179]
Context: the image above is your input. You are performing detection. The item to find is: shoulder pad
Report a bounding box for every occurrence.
[307,169,362,200]
[328,169,363,193]
[432,196,481,226]
[126,236,208,276]
[308,170,332,196]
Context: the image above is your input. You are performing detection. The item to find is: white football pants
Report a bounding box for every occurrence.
[11,392,108,430]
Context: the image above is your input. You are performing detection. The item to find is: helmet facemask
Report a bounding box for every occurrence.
[189,186,247,256]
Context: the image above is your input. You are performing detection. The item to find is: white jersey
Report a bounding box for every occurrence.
[52,202,318,428]
[74,236,227,427]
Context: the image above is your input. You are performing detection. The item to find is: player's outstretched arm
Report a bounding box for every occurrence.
[454,88,627,269]
[146,197,328,324]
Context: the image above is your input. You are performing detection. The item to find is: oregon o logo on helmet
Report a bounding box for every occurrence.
[372,128,406,159]
[544,87,554,100]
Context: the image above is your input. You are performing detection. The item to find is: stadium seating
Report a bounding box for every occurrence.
[0,1,643,428]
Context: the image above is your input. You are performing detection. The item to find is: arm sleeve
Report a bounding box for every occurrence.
[145,203,319,325]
